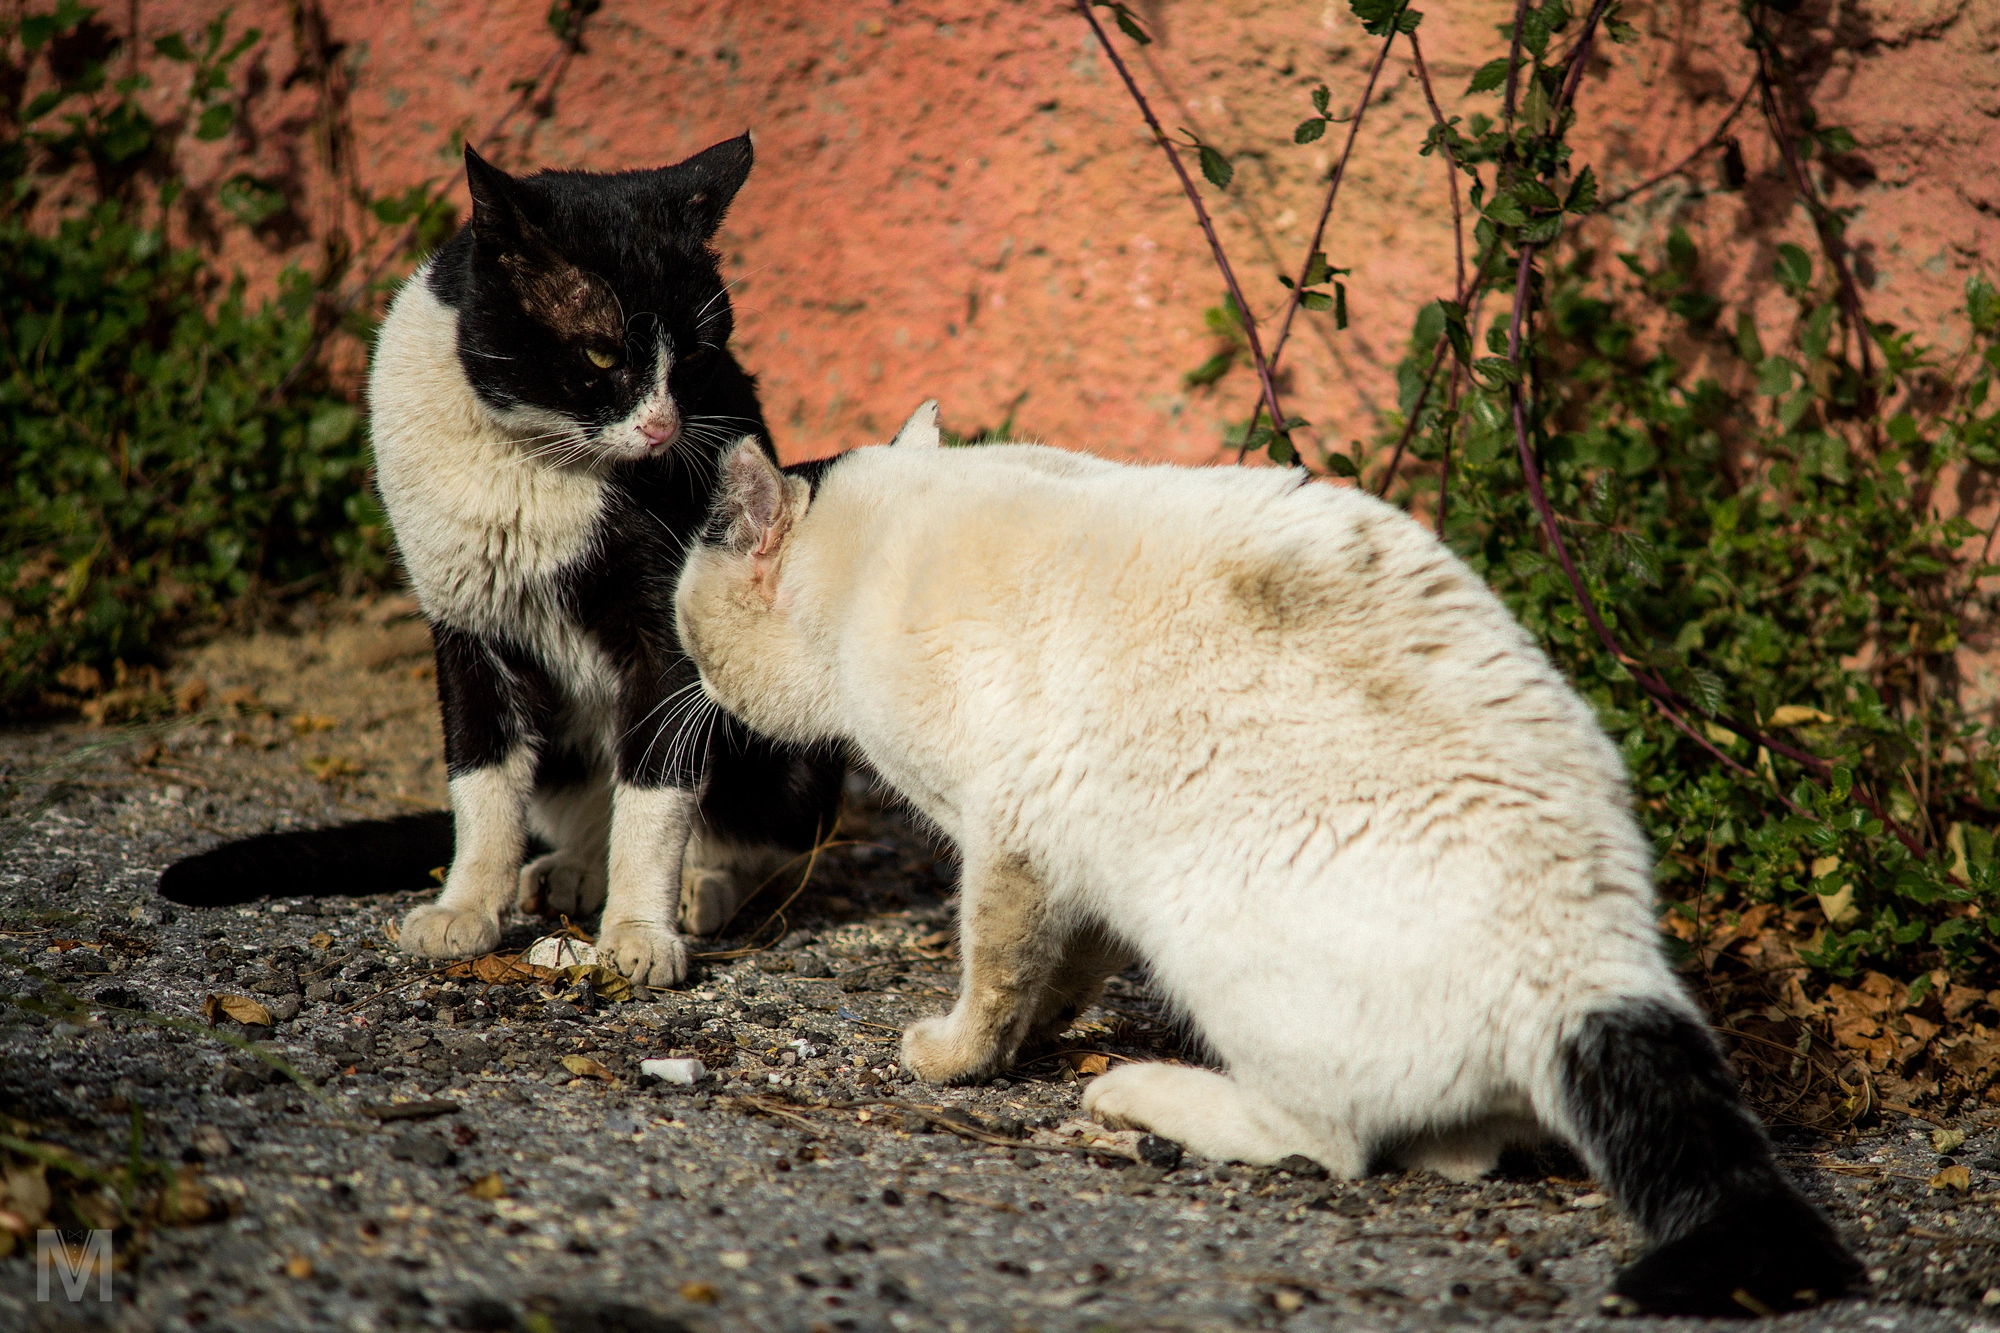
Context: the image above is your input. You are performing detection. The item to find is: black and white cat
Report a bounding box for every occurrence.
[671,420,1862,1316]
[161,138,842,987]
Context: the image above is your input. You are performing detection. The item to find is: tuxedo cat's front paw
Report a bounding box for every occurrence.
[398,904,501,960]
[901,1013,1006,1085]
[597,923,689,990]
[679,866,743,936]
[518,852,607,918]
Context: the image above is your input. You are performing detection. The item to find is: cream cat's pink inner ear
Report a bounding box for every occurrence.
[719,438,792,563]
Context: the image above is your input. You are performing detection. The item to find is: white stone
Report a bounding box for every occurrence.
[640,1057,706,1085]
[525,937,599,968]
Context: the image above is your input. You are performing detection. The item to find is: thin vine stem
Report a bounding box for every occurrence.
[1076,0,1288,443]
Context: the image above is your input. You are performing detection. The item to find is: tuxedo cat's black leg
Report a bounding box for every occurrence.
[1561,1000,1862,1316]
[591,663,702,989]
[399,625,552,960]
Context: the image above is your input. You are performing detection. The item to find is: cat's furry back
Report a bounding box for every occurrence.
[673,430,1859,1316]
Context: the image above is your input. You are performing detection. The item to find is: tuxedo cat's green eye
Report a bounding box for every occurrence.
[585,347,617,370]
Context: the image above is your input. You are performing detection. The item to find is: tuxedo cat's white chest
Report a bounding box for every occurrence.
[369,273,607,638]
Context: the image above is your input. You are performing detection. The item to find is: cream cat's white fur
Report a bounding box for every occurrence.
[672,420,1861,1313]
[676,432,1683,1175]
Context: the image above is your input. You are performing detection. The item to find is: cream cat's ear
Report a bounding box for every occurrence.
[717,438,795,563]
[890,400,941,449]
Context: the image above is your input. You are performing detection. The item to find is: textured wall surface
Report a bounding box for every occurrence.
[135,0,2000,465]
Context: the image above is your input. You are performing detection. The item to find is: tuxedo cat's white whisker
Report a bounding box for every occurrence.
[620,678,709,746]
[695,266,766,323]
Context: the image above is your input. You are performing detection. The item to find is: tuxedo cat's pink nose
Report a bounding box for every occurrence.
[638,418,677,447]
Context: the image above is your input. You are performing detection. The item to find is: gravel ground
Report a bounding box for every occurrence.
[2,605,1999,1333]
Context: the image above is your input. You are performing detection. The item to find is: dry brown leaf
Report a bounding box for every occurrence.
[678,1281,719,1304]
[201,993,274,1027]
[174,678,209,713]
[562,964,631,1002]
[216,685,261,711]
[380,918,401,944]
[1928,1164,1971,1192]
[467,1173,506,1200]
[2,1162,50,1230]
[444,952,563,985]
[284,1255,314,1280]
[289,712,338,735]
[1766,705,1833,727]
[309,932,333,950]
[561,1054,616,1082]
[304,754,363,782]
[1066,1052,1110,1076]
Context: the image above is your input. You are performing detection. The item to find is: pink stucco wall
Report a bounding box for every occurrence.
[131,0,2000,465]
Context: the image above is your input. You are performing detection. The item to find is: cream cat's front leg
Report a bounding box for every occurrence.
[902,849,1122,1083]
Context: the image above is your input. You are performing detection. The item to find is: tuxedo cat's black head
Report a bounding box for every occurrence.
[427,136,761,467]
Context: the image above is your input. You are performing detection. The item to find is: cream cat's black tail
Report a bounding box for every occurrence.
[1560,1000,1863,1317]
[158,814,452,906]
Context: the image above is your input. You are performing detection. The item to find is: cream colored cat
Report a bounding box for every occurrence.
[670,409,1858,1317]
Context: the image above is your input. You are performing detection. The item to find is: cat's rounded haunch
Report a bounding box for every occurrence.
[672,421,1863,1319]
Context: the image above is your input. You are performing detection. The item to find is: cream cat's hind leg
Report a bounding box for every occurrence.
[1083,1064,1364,1175]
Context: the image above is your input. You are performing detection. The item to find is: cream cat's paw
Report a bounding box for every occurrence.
[679,865,743,936]
[900,1013,1006,1084]
[596,923,689,990]
[398,903,501,960]
[518,852,607,918]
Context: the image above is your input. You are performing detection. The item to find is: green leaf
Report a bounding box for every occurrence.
[1300,291,1334,312]
[1294,117,1327,144]
[1303,251,1339,287]
[1564,165,1598,213]
[217,175,287,228]
[1519,74,1552,137]
[1312,84,1331,116]
[1734,311,1764,365]
[196,104,236,141]
[1114,6,1152,44]
[1756,357,1797,397]
[1483,193,1527,227]
[1816,126,1857,155]
[153,33,194,61]
[23,90,66,123]
[1886,413,1919,445]
[1182,350,1235,389]
[1473,356,1522,385]
[1268,433,1297,466]
[1775,243,1813,295]
[1514,179,1560,210]
[1349,0,1410,36]
[1520,212,1564,244]
[1467,57,1513,94]
[1334,282,1348,331]
[1197,145,1233,189]
[1324,451,1359,478]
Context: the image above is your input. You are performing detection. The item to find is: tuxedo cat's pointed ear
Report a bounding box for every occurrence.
[715,437,796,563]
[890,400,941,450]
[464,145,530,244]
[665,134,755,242]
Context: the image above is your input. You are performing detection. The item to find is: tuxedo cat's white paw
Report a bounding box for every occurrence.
[518,852,607,918]
[596,923,689,990]
[398,904,501,960]
[901,1012,1006,1085]
[679,866,743,936]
